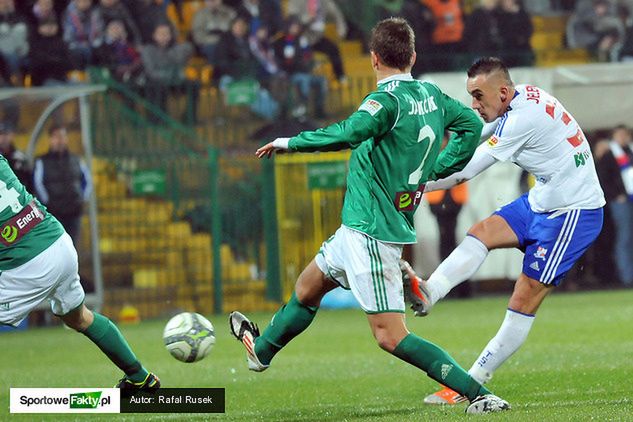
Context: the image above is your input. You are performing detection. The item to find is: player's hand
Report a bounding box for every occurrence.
[255,137,290,159]
[255,142,277,159]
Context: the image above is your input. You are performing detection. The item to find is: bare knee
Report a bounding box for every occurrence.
[374,329,403,353]
[367,313,408,353]
[60,304,94,331]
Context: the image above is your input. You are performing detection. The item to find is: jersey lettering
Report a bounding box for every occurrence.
[0,180,22,214]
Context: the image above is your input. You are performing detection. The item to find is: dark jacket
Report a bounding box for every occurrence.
[28,32,72,86]
[214,31,259,79]
[35,150,86,217]
[597,147,633,202]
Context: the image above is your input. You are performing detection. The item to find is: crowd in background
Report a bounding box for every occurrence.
[1,0,633,121]
[0,1,632,289]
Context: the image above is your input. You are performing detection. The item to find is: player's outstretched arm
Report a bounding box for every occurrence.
[425,144,497,192]
[255,138,290,159]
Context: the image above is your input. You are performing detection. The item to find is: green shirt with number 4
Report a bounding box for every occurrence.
[0,155,64,270]
[287,74,483,243]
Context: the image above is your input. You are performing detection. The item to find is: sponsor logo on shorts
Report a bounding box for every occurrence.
[530,261,540,271]
[1,225,18,243]
[487,136,499,147]
[0,301,10,310]
[534,246,548,260]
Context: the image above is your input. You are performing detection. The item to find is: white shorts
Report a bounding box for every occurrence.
[0,233,85,327]
[315,225,405,313]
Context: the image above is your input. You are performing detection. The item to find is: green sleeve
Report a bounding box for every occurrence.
[288,92,397,152]
[430,92,483,180]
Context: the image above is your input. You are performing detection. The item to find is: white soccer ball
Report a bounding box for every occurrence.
[163,312,216,362]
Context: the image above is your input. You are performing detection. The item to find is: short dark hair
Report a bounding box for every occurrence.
[467,57,513,85]
[369,17,415,71]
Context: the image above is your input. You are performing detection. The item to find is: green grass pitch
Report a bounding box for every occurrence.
[1,289,632,421]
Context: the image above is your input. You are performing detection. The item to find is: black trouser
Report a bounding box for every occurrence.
[312,37,345,79]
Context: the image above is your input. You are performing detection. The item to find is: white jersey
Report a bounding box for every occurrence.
[482,84,605,212]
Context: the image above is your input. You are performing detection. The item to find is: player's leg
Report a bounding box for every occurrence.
[424,214,519,305]
[230,229,341,370]
[51,233,158,390]
[367,312,494,402]
[466,273,549,384]
[408,195,529,314]
[426,206,604,404]
[252,259,337,365]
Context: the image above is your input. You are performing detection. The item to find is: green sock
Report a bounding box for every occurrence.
[254,292,318,365]
[392,333,490,401]
[82,312,149,383]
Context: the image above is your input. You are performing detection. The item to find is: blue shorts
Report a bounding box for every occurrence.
[494,194,603,286]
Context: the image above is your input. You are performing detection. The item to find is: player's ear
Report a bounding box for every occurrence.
[370,51,380,70]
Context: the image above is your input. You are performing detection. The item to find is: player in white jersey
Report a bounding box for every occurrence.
[401,57,606,404]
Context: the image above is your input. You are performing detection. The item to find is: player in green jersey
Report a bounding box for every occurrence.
[229,18,510,414]
[0,155,158,396]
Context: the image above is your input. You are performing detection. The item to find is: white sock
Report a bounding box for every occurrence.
[468,309,535,384]
[427,235,488,305]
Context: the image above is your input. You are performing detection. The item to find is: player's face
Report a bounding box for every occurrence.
[467,74,507,123]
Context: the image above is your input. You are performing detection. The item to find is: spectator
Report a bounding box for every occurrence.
[463,0,503,60]
[399,0,435,76]
[215,15,279,119]
[496,0,534,67]
[125,0,170,44]
[596,125,633,286]
[423,0,465,71]
[95,0,141,45]
[29,0,57,27]
[63,0,104,69]
[93,19,142,83]
[0,121,32,191]
[0,0,29,79]
[191,0,236,65]
[28,16,73,86]
[249,24,285,84]
[236,0,283,37]
[33,124,92,245]
[286,0,347,81]
[275,16,327,118]
[567,0,625,62]
[140,22,198,123]
[0,54,19,122]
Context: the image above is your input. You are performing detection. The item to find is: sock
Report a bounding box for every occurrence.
[468,309,535,384]
[392,333,490,401]
[427,235,488,304]
[254,292,318,365]
[82,312,149,383]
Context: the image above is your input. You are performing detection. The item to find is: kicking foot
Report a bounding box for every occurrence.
[400,259,432,316]
[115,372,160,398]
[465,394,511,414]
[229,311,269,372]
[423,386,468,405]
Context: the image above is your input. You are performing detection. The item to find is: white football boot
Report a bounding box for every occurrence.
[229,311,269,372]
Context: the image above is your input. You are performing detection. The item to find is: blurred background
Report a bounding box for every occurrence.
[1,0,632,330]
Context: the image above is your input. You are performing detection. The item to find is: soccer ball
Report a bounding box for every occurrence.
[163,312,216,362]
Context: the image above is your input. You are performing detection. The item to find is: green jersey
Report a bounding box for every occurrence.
[0,155,64,270]
[288,74,482,243]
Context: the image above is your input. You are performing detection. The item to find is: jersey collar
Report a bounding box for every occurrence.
[377,73,414,86]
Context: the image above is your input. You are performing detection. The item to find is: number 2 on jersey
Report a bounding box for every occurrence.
[408,125,436,185]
